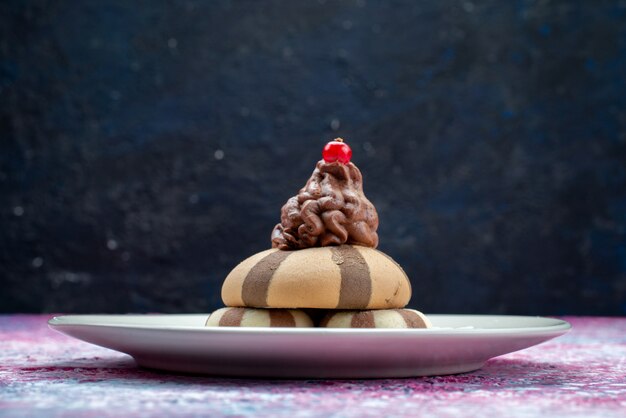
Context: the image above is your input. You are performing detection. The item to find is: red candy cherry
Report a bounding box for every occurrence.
[322,138,352,164]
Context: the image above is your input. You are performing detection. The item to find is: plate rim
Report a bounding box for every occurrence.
[48,314,572,336]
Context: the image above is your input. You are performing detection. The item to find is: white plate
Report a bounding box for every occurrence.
[48,314,570,378]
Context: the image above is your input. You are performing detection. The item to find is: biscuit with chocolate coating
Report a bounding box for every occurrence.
[205,307,314,327]
[320,309,431,328]
[221,245,412,310]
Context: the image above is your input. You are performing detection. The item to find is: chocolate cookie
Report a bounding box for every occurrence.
[221,245,412,310]
[320,309,431,328]
[205,307,314,327]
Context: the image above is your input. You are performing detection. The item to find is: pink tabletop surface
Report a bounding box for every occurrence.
[0,315,625,418]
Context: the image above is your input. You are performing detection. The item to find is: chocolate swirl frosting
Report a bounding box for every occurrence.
[271,160,379,250]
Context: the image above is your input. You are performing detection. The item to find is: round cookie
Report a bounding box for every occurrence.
[320,309,431,329]
[205,307,314,327]
[221,245,412,310]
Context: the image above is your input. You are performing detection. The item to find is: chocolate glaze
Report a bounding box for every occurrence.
[396,309,428,328]
[241,250,291,307]
[269,310,297,327]
[350,311,376,328]
[218,308,246,326]
[331,246,372,309]
[271,160,379,249]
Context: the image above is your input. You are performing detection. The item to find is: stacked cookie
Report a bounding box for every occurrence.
[205,245,431,328]
[206,138,431,329]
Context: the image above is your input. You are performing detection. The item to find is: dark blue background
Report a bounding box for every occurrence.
[2,1,625,315]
